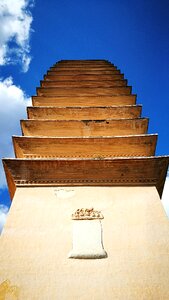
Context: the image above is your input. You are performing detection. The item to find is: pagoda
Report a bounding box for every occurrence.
[1,60,169,299]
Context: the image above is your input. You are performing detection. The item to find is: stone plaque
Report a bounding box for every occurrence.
[68,208,107,259]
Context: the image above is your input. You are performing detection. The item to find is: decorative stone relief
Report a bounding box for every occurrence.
[71,208,104,220]
[68,208,107,259]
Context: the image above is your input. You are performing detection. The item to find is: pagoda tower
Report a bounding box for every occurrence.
[1,60,169,299]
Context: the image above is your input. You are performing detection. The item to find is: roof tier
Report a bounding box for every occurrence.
[32,95,136,106]
[3,157,168,199]
[27,105,142,120]
[13,135,157,159]
[21,118,148,137]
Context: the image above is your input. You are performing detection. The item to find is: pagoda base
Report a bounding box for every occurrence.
[0,186,169,299]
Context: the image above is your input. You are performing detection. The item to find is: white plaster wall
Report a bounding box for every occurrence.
[0,186,169,299]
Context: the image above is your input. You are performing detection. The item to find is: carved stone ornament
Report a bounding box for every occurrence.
[71,207,104,220]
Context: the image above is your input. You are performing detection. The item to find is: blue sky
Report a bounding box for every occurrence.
[0,0,169,230]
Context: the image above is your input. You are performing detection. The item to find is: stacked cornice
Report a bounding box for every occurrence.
[3,60,169,198]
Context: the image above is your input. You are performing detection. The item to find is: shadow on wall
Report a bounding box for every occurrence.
[162,175,169,218]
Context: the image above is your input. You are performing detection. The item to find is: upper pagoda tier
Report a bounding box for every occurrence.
[3,59,169,199]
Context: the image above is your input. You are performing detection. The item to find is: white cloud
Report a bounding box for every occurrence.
[0,204,8,234]
[162,173,169,218]
[0,0,34,72]
[0,76,31,187]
